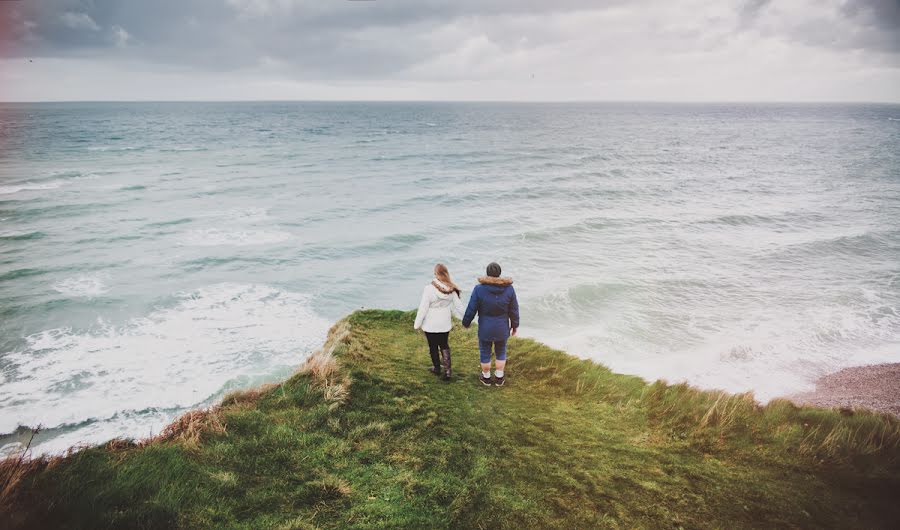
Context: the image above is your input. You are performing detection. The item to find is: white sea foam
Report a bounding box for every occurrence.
[0,284,330,453]
[533,289,900,401]
[53,274,110,298]
[180,228,291,246]
[0,181,64,195]
[0,173,98,196]
[0,442,25,459]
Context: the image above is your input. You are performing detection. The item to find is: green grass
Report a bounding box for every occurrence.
[3,309,900,529]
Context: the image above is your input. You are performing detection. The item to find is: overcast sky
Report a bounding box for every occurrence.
[1,0,898,102]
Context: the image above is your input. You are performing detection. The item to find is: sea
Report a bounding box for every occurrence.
[1,101,898,455]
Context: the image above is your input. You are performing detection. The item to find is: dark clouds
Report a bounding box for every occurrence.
[1,1,898,102]
[4,1,617,75]
[4,0,897,80]
[840,0,900,51]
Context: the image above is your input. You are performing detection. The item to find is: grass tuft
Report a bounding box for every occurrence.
[156,408,227,447]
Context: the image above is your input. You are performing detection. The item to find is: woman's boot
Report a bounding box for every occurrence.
[429,348,441,374]
[440,347,452,380]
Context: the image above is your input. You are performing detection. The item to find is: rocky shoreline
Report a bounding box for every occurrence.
[789,363,900,417]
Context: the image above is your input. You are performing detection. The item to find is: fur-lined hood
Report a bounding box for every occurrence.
[432,278,460,296]
[477,276,513,286]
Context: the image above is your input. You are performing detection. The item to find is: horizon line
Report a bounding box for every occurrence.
[2,98,900,105]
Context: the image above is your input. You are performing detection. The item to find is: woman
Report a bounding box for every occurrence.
[414,263,464,380]
[462,262,519,387]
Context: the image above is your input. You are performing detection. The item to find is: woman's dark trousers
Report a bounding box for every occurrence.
[425,331,451,379]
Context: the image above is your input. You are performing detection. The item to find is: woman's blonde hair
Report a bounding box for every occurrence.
[434,263,460,293]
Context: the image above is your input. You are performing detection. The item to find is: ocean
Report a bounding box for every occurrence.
[1,101,898,455]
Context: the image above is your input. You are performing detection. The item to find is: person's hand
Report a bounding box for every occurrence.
[510,327,517,336]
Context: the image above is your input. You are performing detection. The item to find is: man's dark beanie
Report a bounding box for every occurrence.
[486,262,502,277]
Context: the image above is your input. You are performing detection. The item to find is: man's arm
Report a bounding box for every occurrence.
[509,287,520,333]
[462,287,478,328]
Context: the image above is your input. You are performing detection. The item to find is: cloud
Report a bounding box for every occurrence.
[0,0,898,101]
[110,25,130,48]
[59,12,100,32]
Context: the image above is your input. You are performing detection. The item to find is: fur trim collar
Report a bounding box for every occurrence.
[432,279,460,295]
[478,276,513,286]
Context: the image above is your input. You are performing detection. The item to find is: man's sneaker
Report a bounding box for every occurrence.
[493,375,505,387]
[480,374,493,386]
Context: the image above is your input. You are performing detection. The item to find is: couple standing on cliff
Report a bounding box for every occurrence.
[413,262,520,386]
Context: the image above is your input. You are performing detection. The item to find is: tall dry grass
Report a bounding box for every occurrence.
[640,381,900,464]
[0,428,63,512]
[297,320,352,406]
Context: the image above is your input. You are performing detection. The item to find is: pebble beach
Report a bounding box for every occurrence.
[789,363,900,417]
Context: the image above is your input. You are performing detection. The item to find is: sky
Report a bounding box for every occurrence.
[0,0,898,102]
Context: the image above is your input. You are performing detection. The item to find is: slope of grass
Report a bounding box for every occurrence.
[3,309,900,529]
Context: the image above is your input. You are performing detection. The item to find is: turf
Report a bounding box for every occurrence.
[3,309,900,529]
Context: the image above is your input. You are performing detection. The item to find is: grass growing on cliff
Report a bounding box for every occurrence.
[3,310,900,529]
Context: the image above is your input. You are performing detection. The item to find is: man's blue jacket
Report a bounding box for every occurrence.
[462,276,519,341]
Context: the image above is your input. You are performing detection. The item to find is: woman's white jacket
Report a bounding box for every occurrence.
[413,280,464,333]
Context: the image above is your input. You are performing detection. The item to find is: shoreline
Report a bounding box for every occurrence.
[787,363,900,417]
[3,310,899,529]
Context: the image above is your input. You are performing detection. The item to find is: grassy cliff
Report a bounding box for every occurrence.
[2,310,900,529]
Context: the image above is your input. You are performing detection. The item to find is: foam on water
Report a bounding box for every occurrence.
[0,172,98,196]
[529,273,900,400]
[0,283,330,453]
[53,274,110,298]
[0,181,64,195]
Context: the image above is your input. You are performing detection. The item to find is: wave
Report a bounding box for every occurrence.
[157,146,208,152]
[15,202,112,221]
[767,231,897,261]
[86,145,143,152]
[146,217,192,227]
[0,230,46,241]
[0,172,99,197]
[179,228,292,247]
[73,234,142,245]
[178,256,295,272]
[0,182,63,195]
[0,283,331,453]
[0,268,50,282]
[695,214,776,226]
[299,233,426,260]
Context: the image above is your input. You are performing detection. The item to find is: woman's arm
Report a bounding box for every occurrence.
[413,285,431,330]
[451,291,464,320]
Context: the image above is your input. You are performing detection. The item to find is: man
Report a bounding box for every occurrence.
[462,262,519,386]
